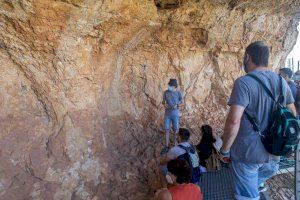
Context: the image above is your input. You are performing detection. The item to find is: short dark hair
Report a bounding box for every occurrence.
[178,128,190,141]
[245,41,269,67]
[201,125,212,135]
[168,79,178,87]
[280,68,293,78]
[167,158,191,184]
[201,125,216,144]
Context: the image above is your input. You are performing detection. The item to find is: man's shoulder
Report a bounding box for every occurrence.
[235,73,257,83]
[163,90,170,97]
[169,146,181,152]
[250,70,278,80]
[232,76,250,88]
[177,142,192,149]
[289,81,297,87]
[169,143,190,153]
[179,142,191,146]
[167,146,183,159]
[237,70,278,84]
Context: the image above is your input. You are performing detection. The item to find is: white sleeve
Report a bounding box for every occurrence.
[167,148,178,160]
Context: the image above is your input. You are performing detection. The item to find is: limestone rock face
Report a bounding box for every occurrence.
[0,0,299,199]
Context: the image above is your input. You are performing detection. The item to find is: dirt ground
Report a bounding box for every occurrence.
[267,172,295,200]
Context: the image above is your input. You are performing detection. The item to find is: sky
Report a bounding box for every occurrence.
[286,22,300,71]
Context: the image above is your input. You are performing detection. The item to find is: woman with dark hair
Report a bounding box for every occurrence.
[196,125,216,168]
[155,158,202,200]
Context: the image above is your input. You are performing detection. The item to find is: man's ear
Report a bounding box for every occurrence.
[246,54,251,63]
[245,53,249,60]
[248,55,256,69]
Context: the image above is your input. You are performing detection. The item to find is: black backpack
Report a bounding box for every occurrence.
[245,74,300,156]
[177,145,201,183]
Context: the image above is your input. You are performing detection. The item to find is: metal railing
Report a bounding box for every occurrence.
[296,144,300,199]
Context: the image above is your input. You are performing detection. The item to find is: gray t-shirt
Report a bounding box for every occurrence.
[287,80,298,101]
[163,90,183,114]
[228,70,294,164]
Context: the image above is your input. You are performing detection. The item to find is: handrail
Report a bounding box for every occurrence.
[296,142,300,200]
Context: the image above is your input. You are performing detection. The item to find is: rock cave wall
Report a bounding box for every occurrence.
[0,0,300,199]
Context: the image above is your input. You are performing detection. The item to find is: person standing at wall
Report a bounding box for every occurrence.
[220,41,297,200]
[161,79,183,154]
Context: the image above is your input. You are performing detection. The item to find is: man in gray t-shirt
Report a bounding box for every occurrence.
[220,41,296,200]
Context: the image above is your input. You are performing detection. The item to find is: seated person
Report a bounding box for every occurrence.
[160,128,201,183]
[155,158,203,200]
[196,125,216,168]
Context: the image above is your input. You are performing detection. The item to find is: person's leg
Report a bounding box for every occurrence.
[230,161,260,200]
[198,152,207,168]
[172,111,180,146]
[258,161,279,186]
[165,130,170,147]
[164,114,171,147]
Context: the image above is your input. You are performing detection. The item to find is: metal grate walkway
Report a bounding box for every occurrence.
[200,166,269,200]
[200,167,235,200]
[198,142,300,200]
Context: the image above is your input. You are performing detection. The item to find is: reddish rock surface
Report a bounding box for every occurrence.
[0,0,300,199]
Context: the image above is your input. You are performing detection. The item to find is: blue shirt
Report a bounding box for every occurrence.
[228,70,294,164]
[163,90,182,114]
[287,80,298,101]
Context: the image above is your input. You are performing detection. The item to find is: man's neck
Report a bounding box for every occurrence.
[179,141,189,144]
[248,66,268,73]
[255,66,268,71]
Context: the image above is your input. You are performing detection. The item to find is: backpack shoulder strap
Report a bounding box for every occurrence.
[244,74,271,133]
[278,75,284,104]
[178,144,193,152]
[245,111,260,132]
[245,74,284,133]
[247,74,276,102]
[178,144,188,150]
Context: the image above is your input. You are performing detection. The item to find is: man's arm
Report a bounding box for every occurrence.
[284,80,296,116]
[160,148,176,165]
[178,91,183,105]
[287,103,297,117]
[221,105,245,152]
[162,91,167,108]
[160,156,170,166]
